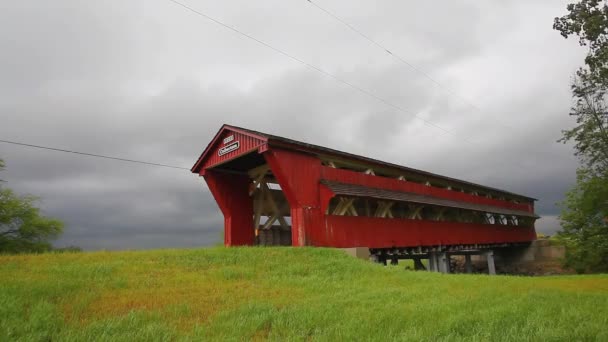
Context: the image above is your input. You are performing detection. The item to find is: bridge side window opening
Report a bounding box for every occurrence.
[326,196,535,228]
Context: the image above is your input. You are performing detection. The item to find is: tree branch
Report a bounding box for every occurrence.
[0,229,19,237]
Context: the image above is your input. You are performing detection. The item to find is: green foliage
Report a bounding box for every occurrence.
[558,169,608,272]
[554,0,608,86]
[555,1,608,272]
[561,77,608,174]
[555,1,608,173]
[1,248,607,341]
[0,158,64,253]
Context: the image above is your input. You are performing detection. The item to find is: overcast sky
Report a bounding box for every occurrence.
[0,0,586,250]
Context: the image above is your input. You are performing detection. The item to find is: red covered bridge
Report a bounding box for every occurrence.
[192,124,538,273]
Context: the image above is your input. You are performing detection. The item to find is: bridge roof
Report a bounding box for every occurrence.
[192,124,536,201]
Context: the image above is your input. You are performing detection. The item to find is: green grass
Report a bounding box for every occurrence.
[1,247,607,341]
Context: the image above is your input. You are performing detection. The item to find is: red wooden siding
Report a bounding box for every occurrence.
[322,216,537,248]
[321,166,534,213]
[264,149,323,246]
[194,125,538,248]
[201,130,266,170]
[204,170,254,246]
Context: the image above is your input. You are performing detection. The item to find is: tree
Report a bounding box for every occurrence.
[559,169,608,272]
[0,159,64,253]
[562,77,608,175]
[554,1,608,272]
[554,1,608,87]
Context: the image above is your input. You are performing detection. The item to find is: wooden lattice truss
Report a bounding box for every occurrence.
[323,161,530,227]
[330,198,428,220]
[248,164,289,236]
[249,163,531,231]
[328,195,529,227]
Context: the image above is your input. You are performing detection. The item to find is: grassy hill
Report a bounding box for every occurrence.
[1,247,607,341]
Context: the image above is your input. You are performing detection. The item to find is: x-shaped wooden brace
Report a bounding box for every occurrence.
[374,201,394,218]
[258,182,288,230]
[248,164,270,196]
[433,207,446,221]
[332,197,358,216]
[407,205,423,219]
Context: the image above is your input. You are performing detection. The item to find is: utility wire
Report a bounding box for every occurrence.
[304,0,516,130]
[165,0,547,173]
[0,139,190,170]
[0,2,529,174]
[166,0,463,140]
[306,0,477,107]
[0,2,534,177]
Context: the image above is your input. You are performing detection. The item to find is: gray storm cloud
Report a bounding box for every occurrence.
[0,0,585,249]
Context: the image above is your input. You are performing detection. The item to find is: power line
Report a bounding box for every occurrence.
[166,0,462,140]
[304,0,516,130]
[166,0,547,174]
[307,0,476,106]
[305,0,482,109]
[0,1,525,174]
[0,139,190,170]
[162,1,540,172]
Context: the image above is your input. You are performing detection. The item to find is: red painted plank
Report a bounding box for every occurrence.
[264,149,323,246]
[321,166,534,213]
[201,130,266,171]
[322,215,536,248]
[203,171,254,246]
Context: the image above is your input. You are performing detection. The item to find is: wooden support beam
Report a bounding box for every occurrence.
[262,182,288,229]
[347,204,358,216]
[262,213,279,229]
[251,172,290,237]
[334,197,357,216]
[333,198,345,215]
[247,164,270,179]
[374,201,394,218]
[434,208,446,221]
[408,205,423,220]
[248,164,270,196]
[252,183,265,235]
[340,198,350,215]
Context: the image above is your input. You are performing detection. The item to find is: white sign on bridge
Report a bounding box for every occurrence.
[218,141,240,156]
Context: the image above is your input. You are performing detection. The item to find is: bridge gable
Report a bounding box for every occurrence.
[191,126,267,173]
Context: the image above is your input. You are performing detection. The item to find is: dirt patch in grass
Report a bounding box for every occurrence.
[64,278,302,331]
